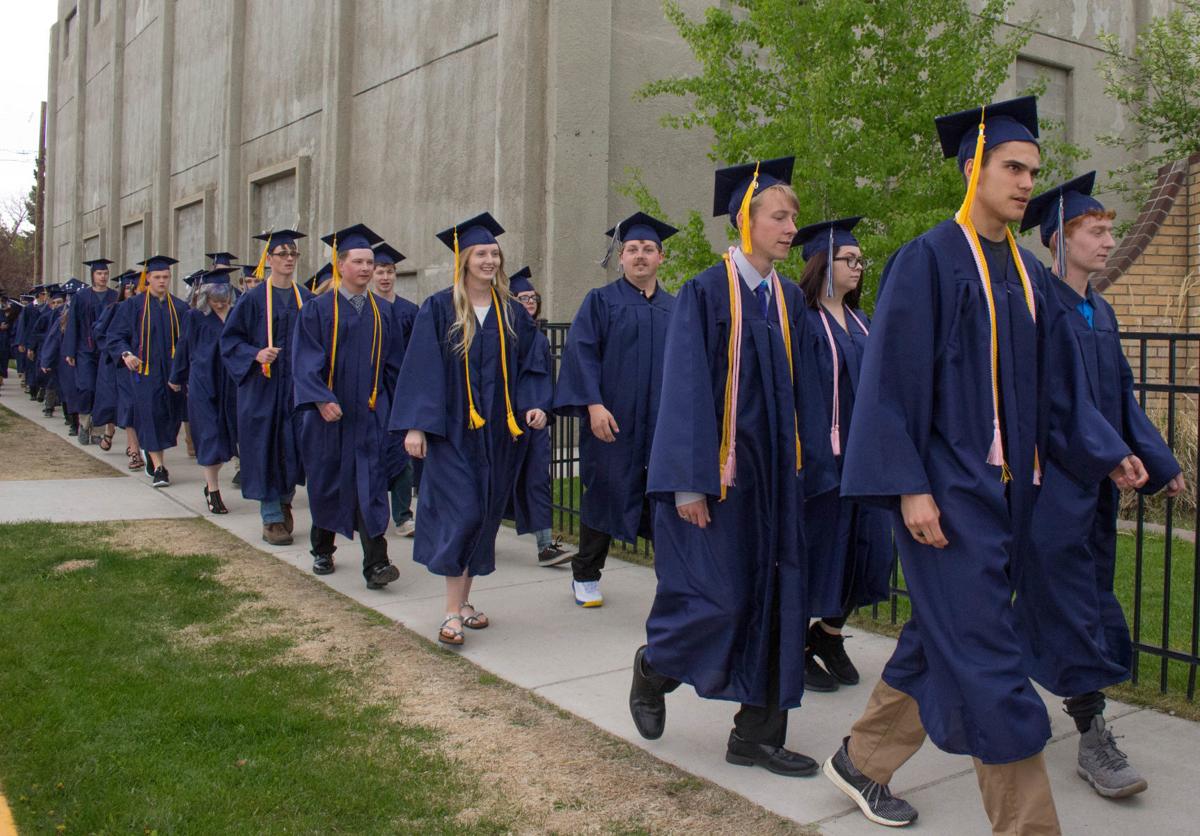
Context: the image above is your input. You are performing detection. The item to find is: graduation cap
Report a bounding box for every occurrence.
[794,217,863,298]
[29,284,47,295]
[935,95,1039,171]
[252,229,305,250]
[305,263,333,293]
[200,266,237,286]
[83,258,113,273]
[321,223,383,253]
[117,270,139,286]
[18,294,34,303]
[138,255,179,272]
[601,211,678,267]
[249,229,306,280]
[436,212,505,285]
[509,266,535,295]
[206,251,238,267]
[182,269,207,287]
[373,242,406,266]
[713,156,795,252]
[63,278,88,294]
[241,264,258,278]
[46,283,66,299]
[1020,171,1103,275]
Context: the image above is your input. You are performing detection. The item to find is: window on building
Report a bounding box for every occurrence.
[63,8,76,57]
[1016,57,1071,144]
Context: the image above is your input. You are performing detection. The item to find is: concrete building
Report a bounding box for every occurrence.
[41,0,1179,318]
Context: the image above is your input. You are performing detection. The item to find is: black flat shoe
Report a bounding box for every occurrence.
[312,554,335,575]
[726,731,819,777]
[205,487,229,514]
[629,645,679,740]
[365,563,400,589]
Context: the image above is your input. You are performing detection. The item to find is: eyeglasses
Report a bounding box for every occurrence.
[833,256,869,271]
[516,293,541,304]
[271,248,300,259]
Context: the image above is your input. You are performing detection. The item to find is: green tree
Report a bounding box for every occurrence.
[624,0,1078,300]
[1098,0,1200,207]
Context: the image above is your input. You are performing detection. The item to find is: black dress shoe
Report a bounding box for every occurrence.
[365,562,400,589]
[726,731,819,777]
[312,554,335,575]
[804,647,840,692]
[629,645,679,740]
[809,623,860,685]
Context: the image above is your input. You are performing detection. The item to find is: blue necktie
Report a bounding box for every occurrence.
[754,280,770,319]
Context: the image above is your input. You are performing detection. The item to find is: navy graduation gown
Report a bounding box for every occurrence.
[388,289,551,576]
[643,263,835,710]
[13,303,39,378]
[26,306,57,389]
[37,309,66,394]
[96,303,135,428]
[841,219,1122,765]
[553,279,675,542]
[380,295,419,484]
[219,281,312,502]
[293,291,401,540]
[108,293,188,451]
[506,327,553,534]
[64,286,117,413]
[803,306,893,617]
[170,308,238,467]
[1017,278,1180,697]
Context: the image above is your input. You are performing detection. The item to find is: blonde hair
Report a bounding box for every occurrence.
[448,244,514,357]
[747,182,800,220]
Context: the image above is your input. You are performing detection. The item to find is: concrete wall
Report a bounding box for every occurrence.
[41,0,1179,316]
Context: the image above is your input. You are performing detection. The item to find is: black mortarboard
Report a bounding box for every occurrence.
[83,258,113,273]
[138,255,179,272]
[712,156,796,223]
[252,229,305,250]
[509,267,534,295]
[373,242,406,266]
[321,223,383,252]
[435,212,505,252]
[201,266,236,286]
[934,95,1040,170]
[1020,171,1102,245]
[206,251,238,267]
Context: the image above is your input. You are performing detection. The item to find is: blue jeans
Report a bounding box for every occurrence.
[535,529,552,550]
[260,492,295,524]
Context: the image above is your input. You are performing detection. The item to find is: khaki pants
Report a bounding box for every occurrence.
[847,679,1061,835]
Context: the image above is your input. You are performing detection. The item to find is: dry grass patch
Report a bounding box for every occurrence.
[98,518,809,835]
[0,405,118,480]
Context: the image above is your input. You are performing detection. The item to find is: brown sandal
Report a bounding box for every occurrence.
[459,602,489,630]
[438,614,464,645]
[99,432,114,451]
[128,450,144,471]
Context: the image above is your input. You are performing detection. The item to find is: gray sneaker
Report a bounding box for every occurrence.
[823,736,918,827]
[1077,716,1147,798]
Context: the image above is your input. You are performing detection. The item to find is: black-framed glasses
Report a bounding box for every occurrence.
[516,293,541,304]
[272,248,300,259]
[833,256,868,271]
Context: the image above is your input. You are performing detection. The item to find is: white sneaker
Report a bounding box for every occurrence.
[572,580,603,608]
[397,519,416,537]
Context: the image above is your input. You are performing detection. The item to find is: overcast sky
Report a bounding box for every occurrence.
[0,4,58,222]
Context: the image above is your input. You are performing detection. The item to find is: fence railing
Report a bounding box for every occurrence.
[543,323,1200,700]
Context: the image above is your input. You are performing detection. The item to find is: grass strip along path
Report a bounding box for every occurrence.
[0,517,803,836]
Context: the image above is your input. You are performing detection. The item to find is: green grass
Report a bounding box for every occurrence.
[0,521,507,835]
[852,530,1200,713]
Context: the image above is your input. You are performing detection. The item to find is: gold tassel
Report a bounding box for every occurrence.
[253,235,271,279]
[135,266,147,293]
[738,161,760,254]
[493,286,524,439]
[367,293,382,411]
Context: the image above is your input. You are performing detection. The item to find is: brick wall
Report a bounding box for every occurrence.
[1094,153,1199,408]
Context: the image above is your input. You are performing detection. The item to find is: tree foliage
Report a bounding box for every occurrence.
[624,0,1080,301]
[1098,0,1200,205]
[0,174,36,298]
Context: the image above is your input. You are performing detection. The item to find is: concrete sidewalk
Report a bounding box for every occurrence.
[4,393,1199,834]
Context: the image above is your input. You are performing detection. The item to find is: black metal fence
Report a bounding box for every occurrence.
[544,323,1200,700]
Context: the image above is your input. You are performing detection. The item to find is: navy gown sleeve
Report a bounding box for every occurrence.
[513,303,551,416]
[552,289,606,417]
[646,278,722,500]
[840,240,938,507]
[1118,347,1181,493]
[63,297,81,359]
[389,296,449,438]
[1041,282,1131,487]
[292,298,337,410]
[788,292,839,499]
[39,316,62,369]
[219,289,265,386]
[107,299,136,360]
[169,309,195,388]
